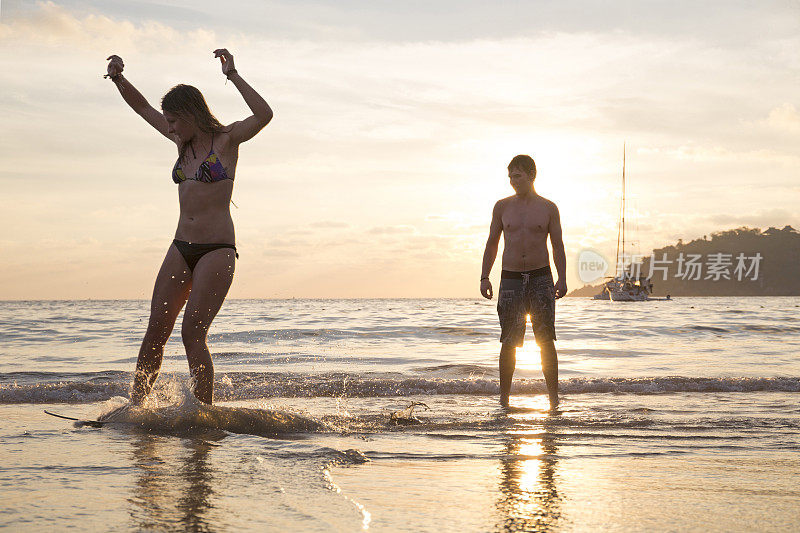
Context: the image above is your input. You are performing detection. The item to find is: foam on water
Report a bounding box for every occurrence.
[78,383,327,437]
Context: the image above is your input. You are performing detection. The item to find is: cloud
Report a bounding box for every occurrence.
[261,248,301,258]
[764,103,800,133]
[367,225,417,235]
[309,220,350,229]
[638,144,800,166]
[15,0,799,45]
[0,1,217,52]
[704,209,798,230]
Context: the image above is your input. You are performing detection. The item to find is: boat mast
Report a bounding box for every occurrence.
[622,143,626,277]
[614,143,626,278]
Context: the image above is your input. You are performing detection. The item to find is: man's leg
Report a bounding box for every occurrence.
[497,276,525,408]
[529,273,559,408]
[499,342,517,407]
[539,339,558,407]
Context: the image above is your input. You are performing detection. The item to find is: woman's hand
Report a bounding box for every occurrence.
[213,48,236,76]
[105,55,124,78]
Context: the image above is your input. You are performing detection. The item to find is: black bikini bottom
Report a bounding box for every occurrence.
[172,239,238,272]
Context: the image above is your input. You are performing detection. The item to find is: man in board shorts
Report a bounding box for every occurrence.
[480,155,567,408]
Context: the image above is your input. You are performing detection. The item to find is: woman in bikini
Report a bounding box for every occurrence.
[105,49,272,404]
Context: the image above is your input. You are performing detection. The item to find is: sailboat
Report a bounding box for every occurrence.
[593,145,653,302]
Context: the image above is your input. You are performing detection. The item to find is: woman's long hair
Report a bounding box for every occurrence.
[161,84,227,162]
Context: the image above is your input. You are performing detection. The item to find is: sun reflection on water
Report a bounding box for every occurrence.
[496,396,562,531]
[514,315,544,373]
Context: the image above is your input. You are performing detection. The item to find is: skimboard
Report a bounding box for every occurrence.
[44,410,106,428]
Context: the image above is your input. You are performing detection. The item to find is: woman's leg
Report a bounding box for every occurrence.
[181,248,236,404]
[131,244,193,404]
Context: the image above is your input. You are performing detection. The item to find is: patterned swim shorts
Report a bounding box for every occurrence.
[497,266,557,347]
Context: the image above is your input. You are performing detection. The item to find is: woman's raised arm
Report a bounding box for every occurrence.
[213,49,273,145]
[105,55,175,142]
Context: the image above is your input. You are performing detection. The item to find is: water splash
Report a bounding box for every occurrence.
[95,381,327,437]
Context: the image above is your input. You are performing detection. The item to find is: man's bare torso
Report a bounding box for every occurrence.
[498,194,553,271]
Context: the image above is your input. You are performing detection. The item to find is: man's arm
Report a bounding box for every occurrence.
[549,202,567,298]
[480,201,503,299]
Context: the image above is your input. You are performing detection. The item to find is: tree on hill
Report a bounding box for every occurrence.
[567,225,800,297]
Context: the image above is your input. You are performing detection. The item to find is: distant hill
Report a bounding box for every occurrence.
[568,225,800,297]
[568,283,608,297]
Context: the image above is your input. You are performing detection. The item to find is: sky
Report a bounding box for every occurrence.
[1,0,798,299]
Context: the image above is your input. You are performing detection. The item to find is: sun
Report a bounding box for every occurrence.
[455,132,616,234]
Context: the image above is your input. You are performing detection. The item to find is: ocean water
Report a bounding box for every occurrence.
[1,297,799,531]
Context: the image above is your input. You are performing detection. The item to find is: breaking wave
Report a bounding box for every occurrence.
[2,372,799,404]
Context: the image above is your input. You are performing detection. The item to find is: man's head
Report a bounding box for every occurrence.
[507,155,536,195]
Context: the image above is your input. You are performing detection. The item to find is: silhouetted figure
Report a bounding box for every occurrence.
[480,155,567,408]
[106,50,272,404]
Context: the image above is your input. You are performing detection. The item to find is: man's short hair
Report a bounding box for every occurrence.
[508,155,536,178]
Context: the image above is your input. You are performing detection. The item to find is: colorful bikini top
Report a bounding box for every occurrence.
[172,133,232,184]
